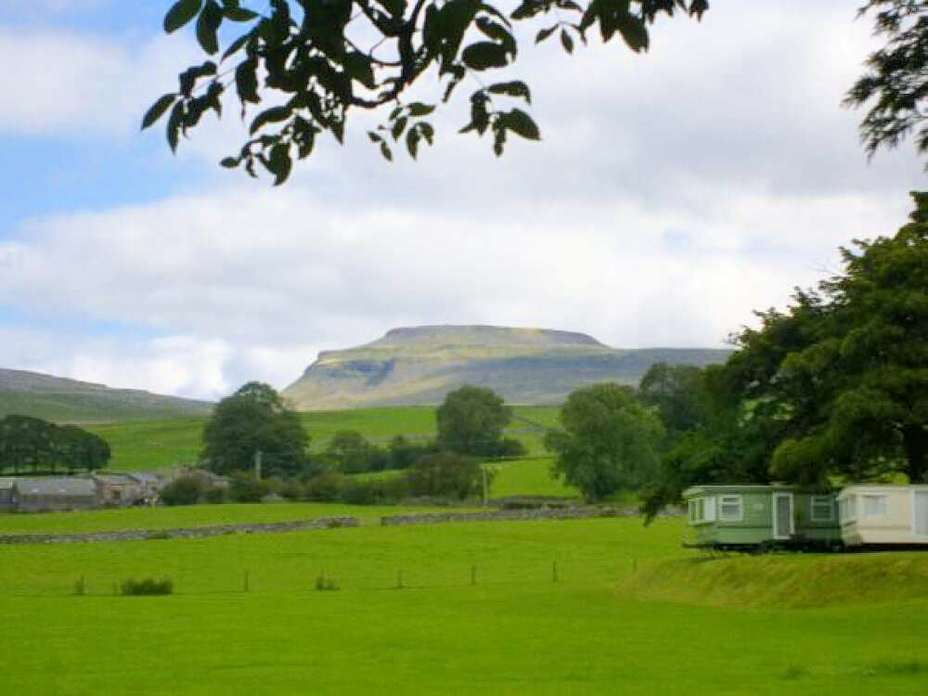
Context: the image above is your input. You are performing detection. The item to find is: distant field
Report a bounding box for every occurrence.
[87,405,562,472]
[1,515,926,694]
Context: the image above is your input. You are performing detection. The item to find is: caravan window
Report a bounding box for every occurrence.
[718,495,743,522]
[688,498,708,523]
[811,496,834,522]
[839,496,856,522]
[863,495,888,517]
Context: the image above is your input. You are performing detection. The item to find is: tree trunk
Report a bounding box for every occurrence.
[902,425,928,483]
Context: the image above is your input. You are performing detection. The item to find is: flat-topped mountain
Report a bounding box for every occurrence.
[0,368,213,423]
[284,325,731,410]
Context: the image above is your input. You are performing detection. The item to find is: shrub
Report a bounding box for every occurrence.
[494,437,527,458]
[120,577,173,596]
[203,486,226,504]
[406,452,486,500]
[160,476,205,506]
[228,474,270,503]
[304,472,345,502]
[314,573,339,591]
[278,479,306,501]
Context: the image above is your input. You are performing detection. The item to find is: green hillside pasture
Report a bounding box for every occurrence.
[1,517,927,694]
[87,405,561,472]
[622,553,928,608]
[488,457,577,499]
[0,502,475,536]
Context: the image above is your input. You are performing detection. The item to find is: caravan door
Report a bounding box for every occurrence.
[915,491,928,538]
[772,492,794,540]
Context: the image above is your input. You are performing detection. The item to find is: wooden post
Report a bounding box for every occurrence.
[243,570,250,593]
[552,561,558,583]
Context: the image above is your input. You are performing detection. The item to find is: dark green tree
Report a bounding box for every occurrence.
[638,362,710,437]
[325,430,388,472]
[845,1,928,165]
[201,381,310,477]
[0,416,110,475]
[545,383,664,502]
[436,385,512,456]
[143,0,707,183]
[54,426,111,473]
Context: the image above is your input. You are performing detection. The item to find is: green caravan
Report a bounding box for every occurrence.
[682,485,841,551]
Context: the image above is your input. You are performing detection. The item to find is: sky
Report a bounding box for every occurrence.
[0,0,923,401]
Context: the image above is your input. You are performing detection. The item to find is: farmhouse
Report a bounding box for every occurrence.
[683,485,841,550]
[838,485,928,547]
[93,474,144,507]
[12,477,98,512]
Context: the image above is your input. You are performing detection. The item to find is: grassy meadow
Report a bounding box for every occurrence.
[84,405,574,499]
[1,514,927,694]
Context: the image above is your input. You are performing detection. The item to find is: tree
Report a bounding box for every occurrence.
[54,426,111,473]
[0,416,110,475]
[436,385,512,456]
[845,1,928,166]
[638,362,710,437]
[143,0,708,183]
[325,430,388,472]
[201,381,310,477]
[545,383,664,502]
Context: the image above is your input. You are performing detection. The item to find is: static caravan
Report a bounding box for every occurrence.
[837,485,928,547]
[683,485,841,550]
[0,478,14,511]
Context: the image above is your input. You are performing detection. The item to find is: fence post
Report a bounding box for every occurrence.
[552,561,558,584]
[243,570,250,593]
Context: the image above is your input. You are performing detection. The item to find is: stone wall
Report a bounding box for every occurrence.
[0,516,359,545]
[380,506,638,526]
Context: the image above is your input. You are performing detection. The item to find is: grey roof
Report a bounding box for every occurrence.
[14,478,97,497]
[128,472,161,484]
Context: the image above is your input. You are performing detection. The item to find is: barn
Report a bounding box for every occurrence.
[838,485,928,547]
[683,484,841,550]
[12,477,98,512]
[93,474,144,507]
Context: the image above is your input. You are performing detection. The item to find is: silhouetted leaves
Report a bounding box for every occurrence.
[164,0,202,33]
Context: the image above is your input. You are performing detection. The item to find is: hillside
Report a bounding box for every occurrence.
[0,368,213,423]
[284,325,730,410]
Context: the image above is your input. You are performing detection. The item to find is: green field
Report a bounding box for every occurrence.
[86,405,564,484]
[1,513,926,694]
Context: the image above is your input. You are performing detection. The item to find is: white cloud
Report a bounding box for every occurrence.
[0,0,923,399]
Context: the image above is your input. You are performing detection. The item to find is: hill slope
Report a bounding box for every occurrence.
[284,325,730,410]
[0,368,213,423]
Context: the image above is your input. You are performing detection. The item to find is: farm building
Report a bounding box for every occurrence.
[12,477,98,512]
[0,478,14,511]
[838,485,928,547]
[128,472,164,503]
[93,474,144,507]
[683,485,841,550]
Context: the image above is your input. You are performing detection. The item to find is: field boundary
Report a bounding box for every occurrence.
[380,506,638,525]
[0,516,359,545]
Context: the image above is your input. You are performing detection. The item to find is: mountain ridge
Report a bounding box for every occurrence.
[284,325,731,410]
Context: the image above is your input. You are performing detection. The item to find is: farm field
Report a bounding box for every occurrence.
[86,405,561,472]
[1,515,927,694]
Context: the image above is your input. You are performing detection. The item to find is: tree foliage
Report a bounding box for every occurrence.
[436,384,512,456]
[0,415,110,475]
[845,1,928,165]
[144,0,708,183]
[406,450,486,498]
[545,382,663,502]
[201,381,310,477]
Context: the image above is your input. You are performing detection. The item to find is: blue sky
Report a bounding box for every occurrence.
[0,1,923,400]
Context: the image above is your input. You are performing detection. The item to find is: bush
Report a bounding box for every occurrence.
[120,577,173,596]
[304,472,345,501]
[388,435,436,469]
[314,573,339,591]
[203,486,226,504]
[228,474,270,503]
[406,452,486,500]
[159,476,205,506]
[278,479,306,501]
[493,437,527,458]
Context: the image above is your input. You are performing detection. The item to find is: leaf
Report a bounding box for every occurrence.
[368,131,383,143]
[222,31,252,61]
[223,6,258,21]
[164,0,202,33]
[166,102,185,153]
[461,41,509,70]
[391,116,408,141]
[615,12,649,52]
[535,26,557,44]
[560,29,574,54]
[407,102,435,117]
[269,142,292,185]
[235,59,260,104]
[343,52,376,89]
[380,141,393,161]
[249,106,290,134]
[220,156,239,168]
[142,93,176,130]
[196,0,224,55]
[487,80,531,104]
[406,127,420,160]
[500,108,540,141]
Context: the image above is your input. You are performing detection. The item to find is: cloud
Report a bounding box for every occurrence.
[0,1,923,399]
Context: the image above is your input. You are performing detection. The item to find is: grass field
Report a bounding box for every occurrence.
[86,405,561,472]
[1,514,927,694]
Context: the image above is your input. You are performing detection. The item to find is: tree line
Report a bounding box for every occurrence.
[0,415,111,475]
